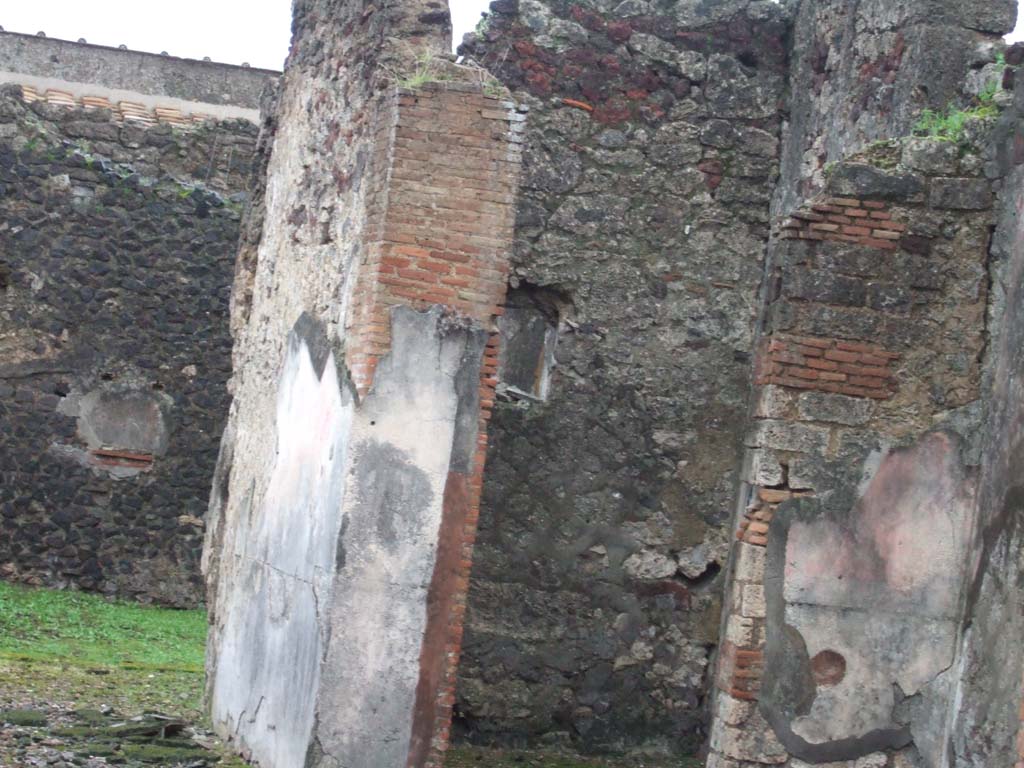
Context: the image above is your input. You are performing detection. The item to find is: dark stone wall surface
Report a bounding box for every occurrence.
[0,86,256,607]
[777,0,1018,214]
[456,0,790,754]
[947,72,1024,767]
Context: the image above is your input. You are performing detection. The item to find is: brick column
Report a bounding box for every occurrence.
[342,81,525,768]
[205,73,523,768]
[709,194,908,767]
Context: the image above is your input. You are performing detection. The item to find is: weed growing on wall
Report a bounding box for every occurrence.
[395,50,454,89]
[914,53,1006,143]
[913,103,999,143]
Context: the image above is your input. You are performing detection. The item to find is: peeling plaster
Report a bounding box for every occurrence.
[762,432,977,763]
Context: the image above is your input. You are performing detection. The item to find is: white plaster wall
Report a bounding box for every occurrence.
[210,332,354,768]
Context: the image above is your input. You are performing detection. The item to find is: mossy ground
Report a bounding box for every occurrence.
[0,583,695,767]
[0,581,205,671]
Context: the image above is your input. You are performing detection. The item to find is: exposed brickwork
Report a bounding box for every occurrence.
[735,486,809,547]
[780,196,903,250]
[715,641,763,701]
[345,84,523,397]
[755,334,900,400]
[715,476,805,710]
[709,138,1002,765]
[423,331,504,768]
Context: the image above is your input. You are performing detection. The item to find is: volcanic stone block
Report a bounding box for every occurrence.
[827,164,926,203]
[929,178,994,210]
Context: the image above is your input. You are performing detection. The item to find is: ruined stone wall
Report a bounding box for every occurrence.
[0,86,256,606]
[456,0,790,753]
[777,0,1018,213]
[945,65,1024,767]
[202,0,524,765]
[711,150,1001,768]
[6,0,1024,763]
[0,29,274,123]
[707,0,1021,764]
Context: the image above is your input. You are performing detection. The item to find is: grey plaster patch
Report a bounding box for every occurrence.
[311,306,487,768]
[73,387,173,455]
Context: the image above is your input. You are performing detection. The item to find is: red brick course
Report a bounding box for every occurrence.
[780,197,905,250]
[717,641,764,701]
[755,334,900,399]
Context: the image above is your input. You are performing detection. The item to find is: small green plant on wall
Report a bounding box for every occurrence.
[914,56,1006,143]
[396,49,453,90]
[913,102,999,144]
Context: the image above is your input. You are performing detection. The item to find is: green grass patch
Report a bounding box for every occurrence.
[395,50,454,90]
[0,582,206,671]
[913,103,999,144]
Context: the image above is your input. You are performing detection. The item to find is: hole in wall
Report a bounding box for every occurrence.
[497,282,572,402]
[677,561,722,590]
[737,50,759,69]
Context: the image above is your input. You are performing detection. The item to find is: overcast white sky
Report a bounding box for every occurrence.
[0,0,491,70]
[1,0,1023,71]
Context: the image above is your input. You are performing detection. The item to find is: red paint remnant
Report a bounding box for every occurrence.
[525,70,553,95]
[698,160,723,176]
[513,40,537,57]
[592,99,632,124]
[599,54,621,74]
[569,4,605,32]
[91,448,154,470]
[561,98,594,112]
[606,20,632,43]
[639,101,666,123]
[407,472,472,768]
[698,159,724,190]
[811,650,846,687]
[562,64,584,81]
